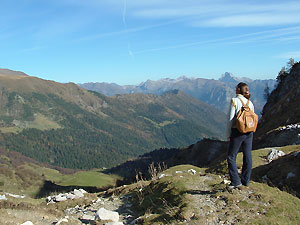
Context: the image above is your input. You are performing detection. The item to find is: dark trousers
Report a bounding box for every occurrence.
[227,128,253,186]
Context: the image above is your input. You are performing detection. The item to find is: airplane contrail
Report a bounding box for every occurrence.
[123,0,134,59]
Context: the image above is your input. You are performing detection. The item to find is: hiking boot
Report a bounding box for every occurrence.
[226,184,242,191]
[237,185,248,191]
[242,182,250,187]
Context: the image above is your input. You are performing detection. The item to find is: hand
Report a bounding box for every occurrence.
[227,137,230,142]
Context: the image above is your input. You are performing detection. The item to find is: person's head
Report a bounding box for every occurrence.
[236,82,251,99]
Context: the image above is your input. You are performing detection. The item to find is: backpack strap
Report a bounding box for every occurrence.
[246,99,250,107]
[238,98,250,110]
[237,98,245,106]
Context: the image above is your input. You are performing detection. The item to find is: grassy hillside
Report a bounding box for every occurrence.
[0,69,226,169]
[0,139,299,224]
[107,136,300,199]
[206,144,300,197]
[106,164,300,224]
[0,148,120,198]
[1,162,300,224]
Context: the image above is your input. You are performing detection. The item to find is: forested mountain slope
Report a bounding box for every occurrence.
[0,69,226,169]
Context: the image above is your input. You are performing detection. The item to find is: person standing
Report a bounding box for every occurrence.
[226,82,255,189]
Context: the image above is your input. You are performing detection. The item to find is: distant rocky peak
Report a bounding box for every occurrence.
[139,75,194,87]
[219,72,254,84]
[176,75,191,81]
[139,79,155,89]
[219,72,238,83]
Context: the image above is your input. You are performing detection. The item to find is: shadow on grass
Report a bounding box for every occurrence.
[184,190,218,195]
[104,139,228,183]
[35,180,118,198]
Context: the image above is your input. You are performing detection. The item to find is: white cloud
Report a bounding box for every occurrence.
[196,13,300,27]
[276,51,300,59]
[50,0,300,28]
[133,26,300,54]
[127,1,300,27]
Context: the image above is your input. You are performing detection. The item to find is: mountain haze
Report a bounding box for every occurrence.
[0,69,226,169]
[79,72,276,115]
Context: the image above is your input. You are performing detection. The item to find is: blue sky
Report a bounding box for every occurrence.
[1,0,300,85]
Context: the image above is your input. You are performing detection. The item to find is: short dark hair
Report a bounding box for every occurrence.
[236,82,248,89]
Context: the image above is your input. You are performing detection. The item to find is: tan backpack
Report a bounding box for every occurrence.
[236,98,258,133]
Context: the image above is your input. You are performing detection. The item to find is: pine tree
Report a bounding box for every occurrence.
[263,84,270,100]
[287,58,295,73]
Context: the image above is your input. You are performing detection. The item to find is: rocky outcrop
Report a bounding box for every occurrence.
[252,150,300,198]
[65,194,132,224]
[256,62,300,138]
[46,189,87,204]
[254,123,300,149]
[267,149,286,163]
[96,208,120,222]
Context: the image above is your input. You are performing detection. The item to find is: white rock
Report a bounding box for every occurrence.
[20,222,34,225]
[175,171,183,173]
[82,214,96,221]
[223,179,231,184]
[55,194,68,202]
[66,193,76,200]
[5,193,25,198]
[158,174,165,179]
[96,208,120,222]
[55,218,68,225]
[0,195,7,200]
[287,172,296,179]
[105,222,124,225]
[79,188,87,194]
[73,189,84,198]
[267,149,285,163]
[46,196,52,202]
[188,169,197,175]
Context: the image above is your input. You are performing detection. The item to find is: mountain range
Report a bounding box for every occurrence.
[1,64,300,224]
[0,68,226,169]
[79,72,276,115]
